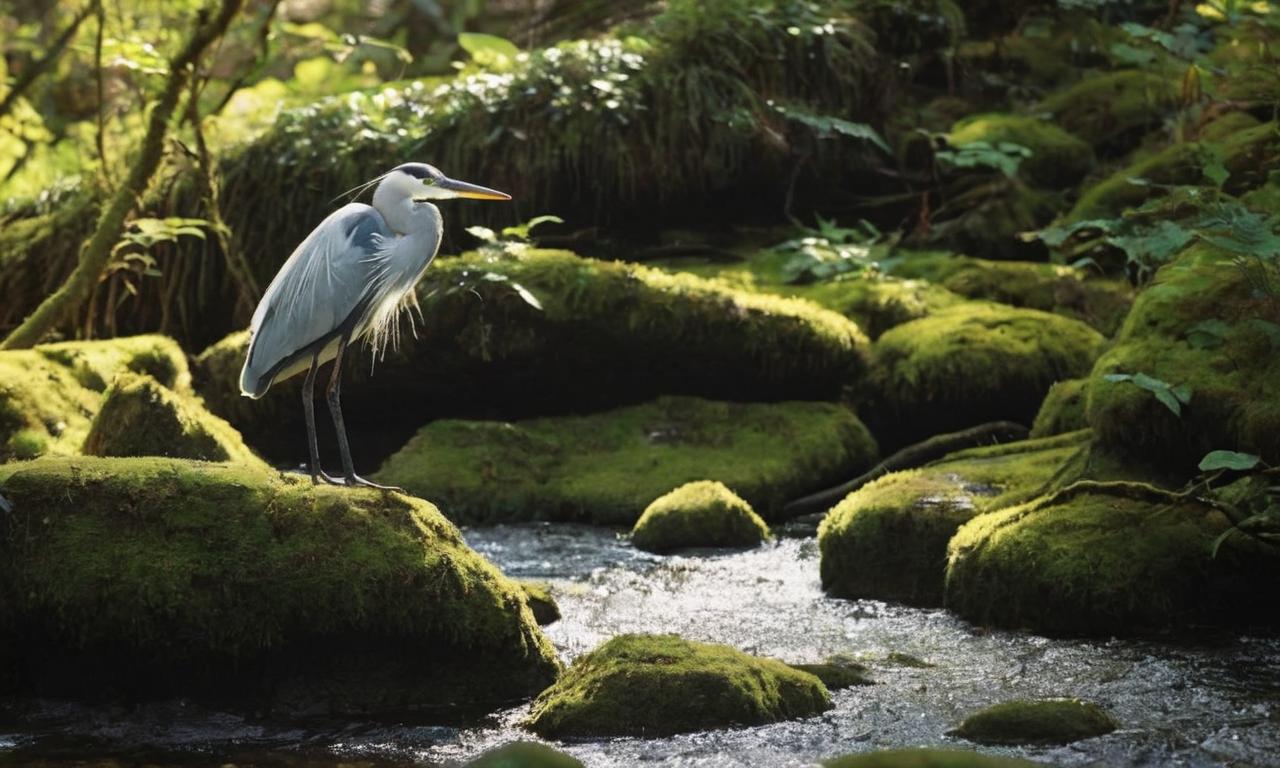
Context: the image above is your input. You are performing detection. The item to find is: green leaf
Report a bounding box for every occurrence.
[1199,450,1262,472]
[1200,142,1230,188]
[1151,387,1183,417]
[1187,319,1230,349]
[510,281,544,310]
[466,225,498,243]
[458,33,519,68]
[771,103,890,153]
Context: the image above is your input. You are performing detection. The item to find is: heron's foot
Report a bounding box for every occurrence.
[310,467,344,486]
[343,474,404,493]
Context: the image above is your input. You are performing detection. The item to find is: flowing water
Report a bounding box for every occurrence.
[2,524,1278,767]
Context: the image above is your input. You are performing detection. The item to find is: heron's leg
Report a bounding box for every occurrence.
[325,333,403,492]
[303,353,340,485]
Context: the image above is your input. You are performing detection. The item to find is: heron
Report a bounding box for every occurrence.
[239,162,510,488]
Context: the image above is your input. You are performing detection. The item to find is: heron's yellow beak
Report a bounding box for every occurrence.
[440,177,512,201]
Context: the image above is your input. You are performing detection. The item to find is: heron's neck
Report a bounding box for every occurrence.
[372,186,439,236]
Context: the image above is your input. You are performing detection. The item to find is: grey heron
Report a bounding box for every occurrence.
[239,162,510,488]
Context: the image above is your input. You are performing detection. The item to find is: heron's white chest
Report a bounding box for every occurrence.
[354,205,442,351]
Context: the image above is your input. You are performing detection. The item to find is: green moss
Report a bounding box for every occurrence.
[1069,121,1280,221]
[1086,243,1280,469]
[916,179,1058,261]
[951,699,1117,745]
[0,456,559,712]
[944,486,1280,635]
[524,634,830,737]
[0,335,191,462]
[518,581,562,626]
[1036,69,1179,150]
[818,432,1090,605]
[887,252,1133,334]
[791,661,874,689]
[858,303,1105,448]
[464,743,584,768]
[885,651,934,668]
[1199,111,1262,142]
[948,113,1095,188]
[1030,378,1088,438]
[375,396,878,525]
[197,250,870,465]
[824,748,1046,767]
[82,373,269,470]
[631,480,771,553]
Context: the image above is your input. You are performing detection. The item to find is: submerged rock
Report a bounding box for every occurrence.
[0,457,559,714]
[858,303,1104,448]
[790,660,874,689]
[82,372,267,470]
[464,742,584,768]
[517,581,561,626]
[374,396,878,525]
[819,432,1089,606]
[631,481,771,553]
[196,249,870,465]
[947,113,1094,188]
[951,698,1118,745]
[0,335,190,461]
[524,634,830,737]
[1030,378,1087,438]
[824,748,1045,767]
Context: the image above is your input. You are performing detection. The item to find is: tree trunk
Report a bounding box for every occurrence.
[1,0,245,350]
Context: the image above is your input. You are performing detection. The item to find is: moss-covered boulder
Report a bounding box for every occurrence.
[944,484,1280,635]
[196,250,870,465]
[915,179,1057,261]
[518,581,561,626]
[824,748,1045,767]
[0,335,190,461]
[0,457,559,714]
[1030,378,1087,438]
[947,113,1095,188]
[790,660,874,689]
[858,303,1105,448]
[524,634,830,737]
[819,432,1089,606]
[464,742,584,768]
[82,372,268,470]
[887,253,1132,335]
[1086,243,1280,470]
[1036,69,1179,151]
[375,396,878,525]
[951,699,1117,745]
[631,481,771,553]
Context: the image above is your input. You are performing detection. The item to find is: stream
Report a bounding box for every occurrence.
[2,524,1278,767]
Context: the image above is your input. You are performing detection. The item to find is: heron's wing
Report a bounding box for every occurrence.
[240,204,393,396]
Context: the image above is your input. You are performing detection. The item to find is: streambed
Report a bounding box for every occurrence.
[2,525,1278,767]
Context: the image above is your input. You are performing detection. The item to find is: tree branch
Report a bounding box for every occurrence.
[0,1,98,121]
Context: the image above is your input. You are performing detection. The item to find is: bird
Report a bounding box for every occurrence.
[238,162,510,489]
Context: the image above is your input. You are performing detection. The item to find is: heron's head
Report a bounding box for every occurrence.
[384,162,512,203]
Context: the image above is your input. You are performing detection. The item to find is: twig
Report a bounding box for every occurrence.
[0,1,98,121]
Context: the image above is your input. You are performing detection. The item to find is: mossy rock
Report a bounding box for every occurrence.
[631,480,771,553]
[915,179,1058,261]
[518,581,561,625]
[82,373,268,471]
[1030,378,1088,438]
[858,303,1105,448]
[523,634,830,737]
[196,250,870,466]
[790,661,874,689]
[1086,243,1280,470]
[0,457,559,714]
[374,396,878,525]
[0,335,190,462]
[948,113,1095,188]
[1067,120,1280,221]
[824,748,1046,767]
[944,485,1280,635]
[887,252,1132,335]
[464,742,584,768]
[818,432,1089,606]
[1036,69,1179,151]
[951,698,1117,745]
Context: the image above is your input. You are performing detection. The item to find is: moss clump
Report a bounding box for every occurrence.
[824,748,1046,767]
[197,250,870,465]
[887,252,1132,335]
[948,114,1095,188]
[944,486,1280,635]
[375,396,878,525]
[0,457,559,713]
[818,432,1090,605]
[0,335,191,461]
[631,480,771,553]
[524,634,830,737]
[464,743,584,768]
[518,581,561,626]
[1086,243,1280,470]
[1036,69,1179,150]
[916,179,1058,261]
[951,699,1117,745]
[858,303,1105,448]
[1030,379,1088,438]
[82,373,268,470]
[791,661,873,689]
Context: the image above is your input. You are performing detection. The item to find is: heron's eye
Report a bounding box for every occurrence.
[422,177,437,186]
